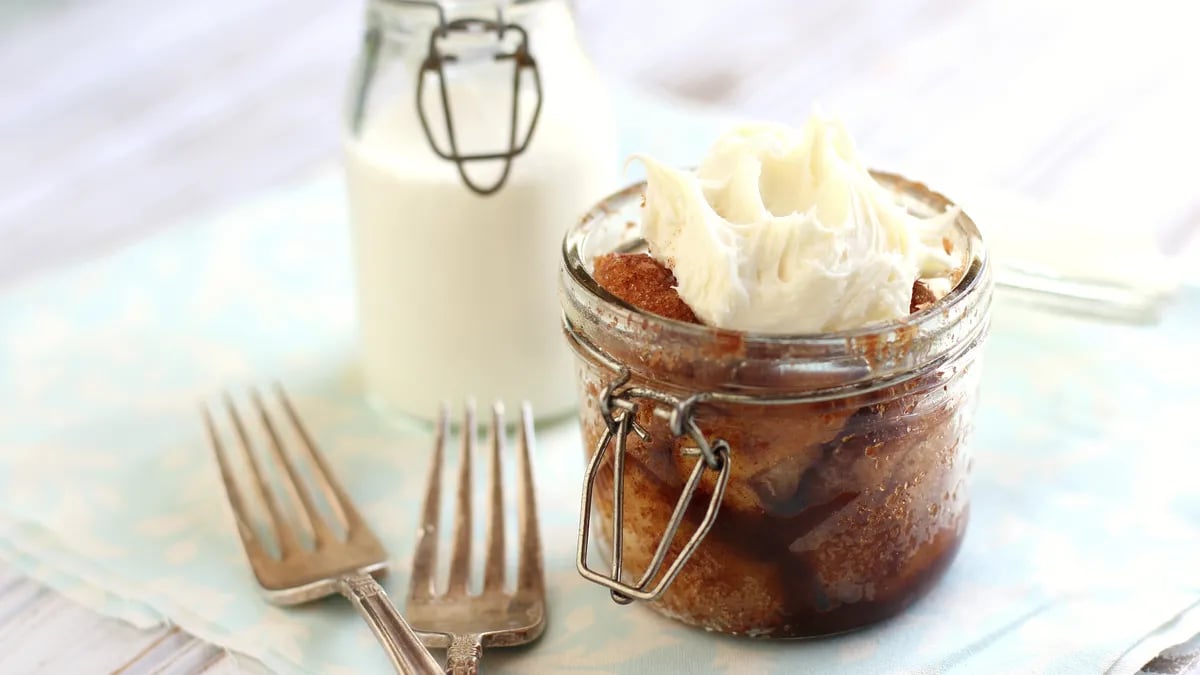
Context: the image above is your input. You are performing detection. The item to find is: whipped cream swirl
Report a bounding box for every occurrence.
[635,117,959,333]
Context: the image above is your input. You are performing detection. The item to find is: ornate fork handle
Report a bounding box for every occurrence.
[340,575,443,674]
[445,633,483,674]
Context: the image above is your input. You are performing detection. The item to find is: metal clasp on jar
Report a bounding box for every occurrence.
[567,321,733,605]
[402,0,543,195]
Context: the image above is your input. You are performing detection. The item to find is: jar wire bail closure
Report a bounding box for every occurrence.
[566,317,733,605]
[396,0,544,195]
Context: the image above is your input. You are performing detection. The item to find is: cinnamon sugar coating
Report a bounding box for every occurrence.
[593,253,700,324]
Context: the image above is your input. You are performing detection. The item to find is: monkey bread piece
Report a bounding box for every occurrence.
[592,253,700,325]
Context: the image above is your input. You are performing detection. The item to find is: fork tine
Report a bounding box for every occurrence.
[409,404,448,602]
[272,383,366,536]
[515,403,544,593]
[482,402,507,593]
[251,388,339,549]
[446,401,476,597]
[202,404,269,560]
[223,392,303,557]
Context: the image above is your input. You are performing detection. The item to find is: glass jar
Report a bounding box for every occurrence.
[560,173,992,637]
[344,0,618,421]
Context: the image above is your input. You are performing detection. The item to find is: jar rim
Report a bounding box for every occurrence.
[562,170,990,347]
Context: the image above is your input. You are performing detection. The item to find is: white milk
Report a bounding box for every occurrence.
[344,1,617,420]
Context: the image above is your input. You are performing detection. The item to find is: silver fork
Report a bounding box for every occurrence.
[406,402,547,675]
[201,385,441,675]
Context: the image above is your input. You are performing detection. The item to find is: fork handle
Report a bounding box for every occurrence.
[339,574,443,675]
[445,634,483,674]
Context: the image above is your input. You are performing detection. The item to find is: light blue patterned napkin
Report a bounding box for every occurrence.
[1,90,1199,674]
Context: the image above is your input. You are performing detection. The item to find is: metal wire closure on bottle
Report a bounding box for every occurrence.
[566,318,733,605]
[397,1,543,196]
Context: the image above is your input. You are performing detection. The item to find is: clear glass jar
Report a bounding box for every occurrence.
[344,0,618,420]
[561,173,992,637]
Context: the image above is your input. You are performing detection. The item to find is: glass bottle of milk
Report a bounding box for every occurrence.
[344,0,618,421]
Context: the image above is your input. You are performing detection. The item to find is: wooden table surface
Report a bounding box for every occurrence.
[1,0,1198,672]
